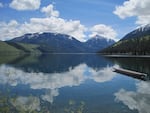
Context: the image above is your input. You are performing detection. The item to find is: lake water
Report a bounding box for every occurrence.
[0,54,150,113]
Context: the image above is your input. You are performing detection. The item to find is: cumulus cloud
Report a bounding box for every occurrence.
[9,0,41,10]
[25,17,86,42]
[0,3,117,42]
[0,20,22,40]
[114,0,150,25]
[0,2,3,8]
[136,16,150,25]
[0,17,86,41]
[115,81,150,113]
[41,4,59,17]
[0,4,86,42]
[1,3,119,42]
[89,24,118,41]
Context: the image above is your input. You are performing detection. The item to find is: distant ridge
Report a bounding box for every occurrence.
[9,32,85,53]
[0,32,115,53]
[100,24,150,55]
[85,35,115,52]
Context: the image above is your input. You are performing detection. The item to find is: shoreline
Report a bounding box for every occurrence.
[103,54,150,58]
[0,52,150,57]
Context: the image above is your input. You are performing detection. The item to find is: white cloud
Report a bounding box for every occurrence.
[9,0,41,10]
[41,4,59,17]
[25,17,86,42]
[0,4,86,42]
[115,81,150,113]
[0,17,86,42]
[0,2,3,8]
[89,24,118,41]
[0,4,118,42]
[136,15,150,25]
[0,20,22,40]
[114,0,150,25]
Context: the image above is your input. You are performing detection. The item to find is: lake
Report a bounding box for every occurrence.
[0,54,150,113]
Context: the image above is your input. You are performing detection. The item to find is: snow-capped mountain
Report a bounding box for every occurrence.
[10,32,86,53]
[101,24,150,55]
[85,35,115,52]
[122,24,150,40]
[8,32,115,53]
[11,32,75,43]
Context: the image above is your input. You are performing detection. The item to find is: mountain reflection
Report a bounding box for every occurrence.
[107,57,150,78]
[5,54,113,73]
[0,64,116,101]
[115,81,150,113]
[0,54,116,109]
[1,54,149,113]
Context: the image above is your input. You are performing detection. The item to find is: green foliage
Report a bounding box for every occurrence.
[0,41,22,54]
[16,43,41,54]
[64,100,86,113]
[101,35,150,55]
[0,41,42,54]
[0,55,23,64]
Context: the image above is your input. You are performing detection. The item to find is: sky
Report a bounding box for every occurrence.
[0,0,150,42]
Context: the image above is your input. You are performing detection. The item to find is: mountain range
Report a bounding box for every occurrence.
[84,35,115,53]
[100,24,150,55]
[1,24,150,54]
[0,32,115,54]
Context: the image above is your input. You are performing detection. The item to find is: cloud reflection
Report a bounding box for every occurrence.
[41,89,59,103]
[90,66,116,83]
[0,63,116,104]
[115,81,150,113]
[10,96,40,112]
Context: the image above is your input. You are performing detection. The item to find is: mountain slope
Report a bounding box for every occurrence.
[0,41,42,54]
[0,41,22,54]
[85,35,115,52]
[3,32,116,53]
[16,43,41,53]
[10,32,86,53]
[122,24,150,40]
[100,25,150,55]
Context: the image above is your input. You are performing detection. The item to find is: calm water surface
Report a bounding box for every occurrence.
[0,54,150,113]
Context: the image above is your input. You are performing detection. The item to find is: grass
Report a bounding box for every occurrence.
[0,41,42,54]
[16,43,41,54]
[0,41,22,53]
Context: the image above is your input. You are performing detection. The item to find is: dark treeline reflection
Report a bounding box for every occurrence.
[107,57,150,77]
[1,54,113,73]
[0,54,149,113]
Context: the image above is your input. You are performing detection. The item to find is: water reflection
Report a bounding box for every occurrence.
[11,96,40,112]
[41,89,59,103]
[107,57,150,77]
[115,81,150,113]
[0,63,116,103]
[0,54,149,113]
[6,54,113,73]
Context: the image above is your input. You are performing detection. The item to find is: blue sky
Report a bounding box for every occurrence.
[0,0,149,41]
